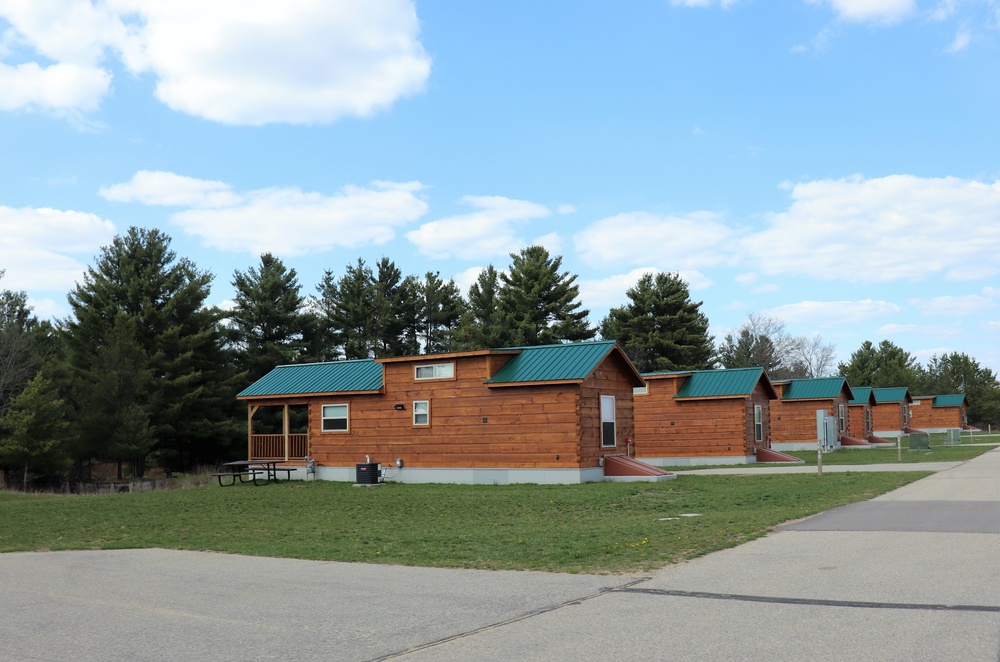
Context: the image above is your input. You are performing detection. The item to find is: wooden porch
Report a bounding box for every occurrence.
[247,403,309,462]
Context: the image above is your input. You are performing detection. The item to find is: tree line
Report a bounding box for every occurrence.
[1,226,997,488]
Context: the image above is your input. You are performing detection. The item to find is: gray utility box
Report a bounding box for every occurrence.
[908,433,930,450]
[355,462,381,484]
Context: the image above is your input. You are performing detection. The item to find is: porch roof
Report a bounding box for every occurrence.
[237,359,384,398]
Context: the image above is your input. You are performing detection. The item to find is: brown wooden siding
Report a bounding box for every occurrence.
[847,404,873,439]
[634,376,757,458]
[908,400,966,429]
[771,393,851,444]
[244,351,640,471]
[872,402,909,431]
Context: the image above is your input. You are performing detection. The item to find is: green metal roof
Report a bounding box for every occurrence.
[872,386,911,403]
[849,386,873,405]
[931,394,968,407]
[645,367,771,399]
[237,359,383,398]
[778,377,852,401]
[486,341,635,385]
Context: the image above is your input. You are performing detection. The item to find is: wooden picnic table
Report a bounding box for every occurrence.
[213,461,298,486]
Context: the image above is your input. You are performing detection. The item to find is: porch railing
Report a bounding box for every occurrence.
[250,434,308,461]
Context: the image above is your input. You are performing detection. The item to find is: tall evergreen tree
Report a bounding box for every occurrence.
[499,246,595,346]
[716,314,806,379]
[418,271,465,353]
[0,373,72,489]
[316,258,373,360]
[454,265,520,349]
[599,272,713,372]
[315,257,422,359]
[837,340,921,389]
[0,272,40,418]
[916,352,1000,427]
[228,253,313,383]
[64,227,238,474]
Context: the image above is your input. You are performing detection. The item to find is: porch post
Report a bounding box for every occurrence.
[246,404,256,460]
[283,404,290,461]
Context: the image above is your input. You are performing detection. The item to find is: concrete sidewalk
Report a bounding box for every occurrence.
[1,449,998,661]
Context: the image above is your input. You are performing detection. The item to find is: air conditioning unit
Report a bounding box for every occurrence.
[355,462,381,485]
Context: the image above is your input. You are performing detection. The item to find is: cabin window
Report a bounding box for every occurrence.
[838,405,846,432]
[600,395,616,448]
[413,400,429,426]
[754,405,763,442]
[414,362,455,380]
[321,404,349,432]
[633,385,648,395]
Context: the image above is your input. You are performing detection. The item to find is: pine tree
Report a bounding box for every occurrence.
[228,253,313,383]
[0,272,40,418]
[0,373,72,489]
[454,265,520,349]
[316,258,374,360]
[600,272,713,372]
[837,340,921,389]
[64,227,238,474]
[499,246,595,346]
[418,271,465,353]
[315,257,422,359]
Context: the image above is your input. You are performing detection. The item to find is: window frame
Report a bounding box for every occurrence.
[754,404,763,443]
[414,362,455,381]
[413,400,430,427]
[321,403,349,433]
[632,385,648,396]
[600,395,617,448]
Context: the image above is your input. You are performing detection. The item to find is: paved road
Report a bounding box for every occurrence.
[2,450,998,661]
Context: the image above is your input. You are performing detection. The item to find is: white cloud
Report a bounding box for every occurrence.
[574,211,735,269]
[579,268,712,310]
[0,0,431,125]
[25,297,67,319]
[99,170,242,207]
[406,195,551,260]
[742,175,1000,283]
[810,0,916,24]
[909,295,994,317]
[0,205,116,290]
[101,171,428,255]
[945,28,971,53]
[765,299,902,326]
[453,266,486,295]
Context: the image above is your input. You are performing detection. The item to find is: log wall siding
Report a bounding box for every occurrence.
[633,377,757,458]
[847,404,873,439]
[578,360,636,464]
[908,401,966,429]
[770,393,851,444]
[259,352,640,470]
[872,403,909,431]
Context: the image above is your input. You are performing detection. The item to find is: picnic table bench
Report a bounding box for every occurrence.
[213,461,299,486]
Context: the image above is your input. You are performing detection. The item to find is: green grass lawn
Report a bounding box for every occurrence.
[661,436,997,471]
[0,472,928,574]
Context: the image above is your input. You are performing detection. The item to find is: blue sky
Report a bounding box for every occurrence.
[1,0,998,372]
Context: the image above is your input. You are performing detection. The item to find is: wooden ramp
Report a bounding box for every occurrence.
[868,435,896,445]
[603,456,675,481]
[755,447,804,463]
[840,435,874,447]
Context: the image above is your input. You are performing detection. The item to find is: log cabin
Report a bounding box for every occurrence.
[769,377,854,451]
[871,387,914,437]
[633,367,779,465]
[846,386,883,444]
[908,394,970,432]
[236,340,648,484]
